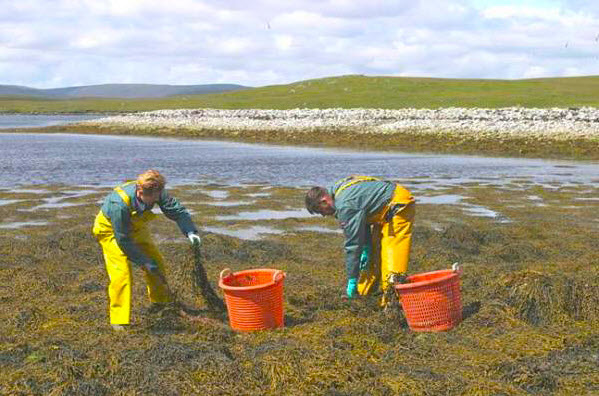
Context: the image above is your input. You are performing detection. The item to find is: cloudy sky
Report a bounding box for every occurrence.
[1,0,598,88]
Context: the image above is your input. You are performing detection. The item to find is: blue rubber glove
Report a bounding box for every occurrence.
[359,246,370,271]
[346,278,358,298]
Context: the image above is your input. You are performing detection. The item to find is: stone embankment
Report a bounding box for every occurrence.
[84,107,599,141]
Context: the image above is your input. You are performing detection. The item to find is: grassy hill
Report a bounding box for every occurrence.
[1,75,598,113]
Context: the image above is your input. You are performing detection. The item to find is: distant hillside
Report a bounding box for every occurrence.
[1,75,598,113]
[0,83,248,98]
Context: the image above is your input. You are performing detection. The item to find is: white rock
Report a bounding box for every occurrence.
[81,107,599,141]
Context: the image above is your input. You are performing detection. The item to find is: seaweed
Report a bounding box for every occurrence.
[190,242,226,312]
[0,183,597,395]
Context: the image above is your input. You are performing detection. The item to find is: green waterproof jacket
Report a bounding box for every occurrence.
[100,183,197,266]
[328,177,395,280]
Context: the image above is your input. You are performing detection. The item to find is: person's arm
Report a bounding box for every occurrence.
[360,225,372,270]
[338,208,369,281]
[157,189,197,235]
[106,205,151,267]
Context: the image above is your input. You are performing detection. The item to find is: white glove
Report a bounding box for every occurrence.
[187,232,201,245]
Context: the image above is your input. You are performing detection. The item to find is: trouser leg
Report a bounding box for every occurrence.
[357,225,382,296]
[99,236,133,325]
[135,232,171,304]
[380,202,415,292]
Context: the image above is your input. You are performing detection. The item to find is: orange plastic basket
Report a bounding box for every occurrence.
[394,267,462,332]
[218,268,285,332]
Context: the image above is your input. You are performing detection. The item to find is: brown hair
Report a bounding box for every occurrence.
[136,169,166,193]
[305,186,328,214]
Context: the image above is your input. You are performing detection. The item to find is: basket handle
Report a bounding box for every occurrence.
[452,262,463,276]
[220,268,232,281]
[273,270,284,283]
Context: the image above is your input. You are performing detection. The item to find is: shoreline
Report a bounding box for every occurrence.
[4,107,599,160]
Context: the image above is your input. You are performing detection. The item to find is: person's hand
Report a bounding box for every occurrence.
[359,248,369,271]
[346,278,358,298]
[187,232,201,245]
[141,260,171,295]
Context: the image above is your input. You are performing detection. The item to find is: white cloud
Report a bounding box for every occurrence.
[274,35,294,51]
[522,65,550,78]
[0,0,598,88]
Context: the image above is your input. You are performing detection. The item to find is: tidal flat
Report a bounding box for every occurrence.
[0,182,597,395]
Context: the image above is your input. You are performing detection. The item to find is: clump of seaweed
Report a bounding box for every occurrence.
[189,242,226,312]
[493,269,599,325]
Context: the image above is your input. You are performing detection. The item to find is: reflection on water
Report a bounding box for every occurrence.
[201,190,230,199]
[203,225,283,240]
[0,114,106,129]
[7,189,52,194]
[416,194,509,221]
[15,190,98,211]
[19,201,86,211]
[0,220,49,229]
[462,204,510,223]
[216,209,310,221]
[418,194,465,204]
[203,200,254,207]
[0,199,23,206]
[295,226,343,234]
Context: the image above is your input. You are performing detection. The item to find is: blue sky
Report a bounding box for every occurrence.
[0,0,597,88]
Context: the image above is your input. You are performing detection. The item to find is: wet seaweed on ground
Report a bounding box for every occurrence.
[1,183,598,395]
[493,270,599,325]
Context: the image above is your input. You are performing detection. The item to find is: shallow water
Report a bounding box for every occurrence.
[203,225,283,240]
[0,220,49,229]
[418,194,465,204]
[0,133,597,190]
[203,200,255,207]
[295,226,343,234]
[215,209,311,221]
[0,114,106,129]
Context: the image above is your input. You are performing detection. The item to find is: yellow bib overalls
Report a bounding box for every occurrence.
[92,183,171,325]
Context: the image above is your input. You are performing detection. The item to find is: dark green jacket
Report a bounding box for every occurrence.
[100,183,196,266]
[328,177,395,280]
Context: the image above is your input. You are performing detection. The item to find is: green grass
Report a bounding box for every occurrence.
[2,75,599,113]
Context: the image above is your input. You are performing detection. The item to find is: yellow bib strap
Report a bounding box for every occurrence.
[114,181,136,207]
[334,176,380,197]
[114,187,131,207]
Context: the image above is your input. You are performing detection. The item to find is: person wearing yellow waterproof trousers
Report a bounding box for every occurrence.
[305,176,415,309]
[92,169,201,331]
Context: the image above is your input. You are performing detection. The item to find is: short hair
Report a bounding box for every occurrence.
[305,186,328,214]
[136,169,166,193]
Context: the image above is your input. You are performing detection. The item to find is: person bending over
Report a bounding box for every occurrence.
[92,169,201,331]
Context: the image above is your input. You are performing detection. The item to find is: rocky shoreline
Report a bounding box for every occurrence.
[82,107,599,141]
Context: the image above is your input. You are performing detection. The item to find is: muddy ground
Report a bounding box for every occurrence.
[0,181,597,395]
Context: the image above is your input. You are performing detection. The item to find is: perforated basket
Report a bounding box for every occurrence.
[394,266,462,332]
[218,268,285,332]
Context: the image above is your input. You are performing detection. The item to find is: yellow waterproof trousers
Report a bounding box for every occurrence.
[92,210,171,325]
[357,185,415,297]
